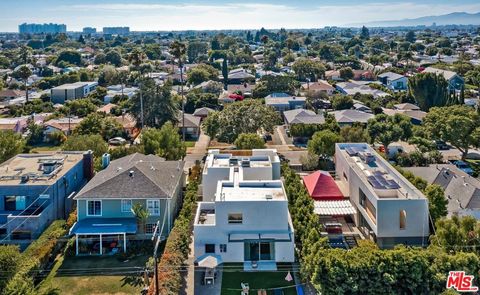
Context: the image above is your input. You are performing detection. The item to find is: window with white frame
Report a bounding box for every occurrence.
[121,199,132,212]
[147,200,160,216]
[87,200,102,216]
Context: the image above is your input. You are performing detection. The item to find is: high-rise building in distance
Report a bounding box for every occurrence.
[102,27,130,35]
[18,23,66,34]
[82,27,97,34]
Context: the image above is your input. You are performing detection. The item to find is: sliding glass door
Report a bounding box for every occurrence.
[244,240,274,261]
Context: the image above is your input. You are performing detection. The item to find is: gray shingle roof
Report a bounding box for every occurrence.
[332,109,374,124]
[284,109,325,125]
[75,153,184,199]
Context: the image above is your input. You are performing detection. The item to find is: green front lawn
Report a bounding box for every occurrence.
[221,263,297,295]
[185,140,196,148]
[38,254,150,295]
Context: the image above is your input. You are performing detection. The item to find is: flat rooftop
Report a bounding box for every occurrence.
[337,143,424,199]
[0,152,85,185]
[204,149,279,172]
[217,181,286,202]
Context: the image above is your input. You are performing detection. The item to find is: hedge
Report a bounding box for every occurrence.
[148,168,200,295]
[3,220,68,295]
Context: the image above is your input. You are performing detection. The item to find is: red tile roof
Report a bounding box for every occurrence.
[303,170,344,201]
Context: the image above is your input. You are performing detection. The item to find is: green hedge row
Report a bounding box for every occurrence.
[148,173,199,295]
[3,220,68,295]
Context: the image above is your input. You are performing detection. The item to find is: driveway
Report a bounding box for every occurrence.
[184,131,210,173]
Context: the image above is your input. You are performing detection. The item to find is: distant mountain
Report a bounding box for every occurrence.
[351,12,480,27]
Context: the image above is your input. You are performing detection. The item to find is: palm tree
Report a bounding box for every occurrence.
[128,48,146,73]
[169,41,187,142]
[16,66,32,103]
[131,203,150,234]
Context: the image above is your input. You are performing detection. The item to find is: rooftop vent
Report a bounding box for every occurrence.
[20,175,29,183]
[129,170,134,178]
[266,194,273,200]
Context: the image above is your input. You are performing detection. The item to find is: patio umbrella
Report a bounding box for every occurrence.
[197,255,222,268]
[285,271,293,282]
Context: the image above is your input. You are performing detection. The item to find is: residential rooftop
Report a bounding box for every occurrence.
[337,143,425,200]
[0,151,86,185]
[204,149,279,171]
[217,180,287,202]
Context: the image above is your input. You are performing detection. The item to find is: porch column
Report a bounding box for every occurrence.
[99,234,102,255]
[75,234,79,255]
[123,233,127,253]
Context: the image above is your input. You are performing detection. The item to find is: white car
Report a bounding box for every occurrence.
[108,137,126,146]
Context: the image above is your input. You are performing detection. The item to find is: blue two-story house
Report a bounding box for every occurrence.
[0,151,92,247]
[70,153,185,255]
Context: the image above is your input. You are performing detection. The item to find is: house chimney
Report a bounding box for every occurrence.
[102,153,110,169]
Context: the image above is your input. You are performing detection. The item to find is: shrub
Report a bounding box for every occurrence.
[0,245,21,292]
[147,167,200,295]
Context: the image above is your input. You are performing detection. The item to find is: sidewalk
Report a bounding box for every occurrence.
[184,131,210,172]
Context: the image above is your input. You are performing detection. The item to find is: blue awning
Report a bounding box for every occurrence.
[70,218,137,235]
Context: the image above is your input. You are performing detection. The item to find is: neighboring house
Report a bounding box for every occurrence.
[0,117,28,133]
[283,109,325,125]
[50,81,98,104]
[221,68,255,84]
[0,151,92,246]
[335,143,429,248]
[70,153,185,255]
[44,117,84,136]
[226,83,255,96]
[0,89,24,101]
[382,107,427,125]
[193,107,215,120]
[331,109,374,126]
[177,111,201,140]
[114,114,139,139]
[265,93,306,112]
[352,70,374,81]
[353,103,372,113]
[378,72,408,91]
[325,70,342,81]
[103,85,138,104]
[195,149,294,266]
[335,81,389,98]
[97,103,117,114]
[404,164,480,219]
[393,103,420,111]
[202,149,281,202]
[422,67,465,91]
[301,80,335,96]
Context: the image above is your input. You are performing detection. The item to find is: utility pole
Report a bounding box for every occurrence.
[180,61,185,142]
[139,81,144,129]
[151,220,161,295]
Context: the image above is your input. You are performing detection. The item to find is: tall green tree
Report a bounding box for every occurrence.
[292,58,326,82]
[408,72,450,111]
[62,134,108,157]
[130,78,178,128]
[0,131,25,163]
[202,100,281,143]
[222,58,228,89]
[307,130,343,158]
[431,216,480,255]
[367,113,412,152]
[234,133,265,149]
[142,122,186,160]
[423,105,480,160]
[15,66,32,102]
[424,184,448,224]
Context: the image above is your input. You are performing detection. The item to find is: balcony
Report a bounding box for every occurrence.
[195,202,215,225]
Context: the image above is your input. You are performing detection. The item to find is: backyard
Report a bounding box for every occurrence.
[221,263,297,295]
[38,254,151,295]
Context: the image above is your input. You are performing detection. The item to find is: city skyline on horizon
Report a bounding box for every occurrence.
[2,0,480,32]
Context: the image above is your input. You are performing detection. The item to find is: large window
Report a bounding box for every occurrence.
[87,200,102,216]
[400,210,407,230]
[147,200,160,216]
[220,244,227,253]
[145,223,156,234]
[228,213,243,224]
[359,189,376,224]
[121,199,132,212]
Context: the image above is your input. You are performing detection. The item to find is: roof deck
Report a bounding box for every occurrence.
[217,181,287,202]
[0,152,85,185]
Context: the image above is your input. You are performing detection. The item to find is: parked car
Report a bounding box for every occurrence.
[452,160,474,176]
[108,137,127,146]
[435,140,449,150]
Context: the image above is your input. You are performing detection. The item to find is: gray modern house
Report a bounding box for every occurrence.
[0,151,92,247]
[70,153,185,255]
[50,82,98,104]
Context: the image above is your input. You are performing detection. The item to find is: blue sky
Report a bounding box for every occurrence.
[2,0,480,31]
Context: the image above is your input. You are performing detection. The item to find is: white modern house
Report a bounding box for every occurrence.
[51,82,98,104]
[335,143,429,248]
[194,179,295,268]
[202,149,281,202]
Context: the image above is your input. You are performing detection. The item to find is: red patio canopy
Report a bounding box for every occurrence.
[303,171,344,201]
